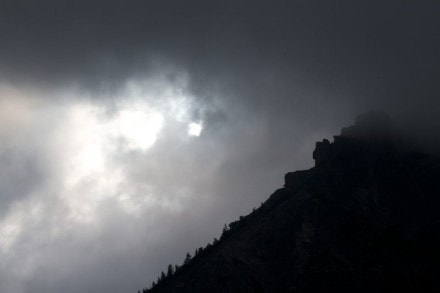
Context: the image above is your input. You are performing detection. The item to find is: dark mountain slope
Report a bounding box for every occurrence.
[141,112,440,292]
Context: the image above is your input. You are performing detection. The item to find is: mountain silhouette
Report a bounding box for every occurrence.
[140,111,440,293]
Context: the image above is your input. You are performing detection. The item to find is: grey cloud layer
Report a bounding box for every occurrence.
[0,1,439,293]
[2,1,439,100]
[1,1,439,131]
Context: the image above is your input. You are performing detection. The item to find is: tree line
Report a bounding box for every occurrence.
[138,204,263,293]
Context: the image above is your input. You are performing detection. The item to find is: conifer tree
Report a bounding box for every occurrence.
[167,264,174,276]
[221,224,229,238]
[183,252,192,265]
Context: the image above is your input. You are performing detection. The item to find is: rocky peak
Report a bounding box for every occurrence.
[141,114,440,293]
[312,111,399,167]
[340,110,395,140]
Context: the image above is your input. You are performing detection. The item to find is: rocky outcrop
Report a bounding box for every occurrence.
[141,113,440,293]
[311,110,401,168]
[312,138,331,166]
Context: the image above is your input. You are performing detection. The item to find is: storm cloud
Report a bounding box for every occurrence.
[0,1,439,292]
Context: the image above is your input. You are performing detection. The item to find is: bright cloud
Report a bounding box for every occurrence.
[187,122,202,137]
[0,74,212,288]
[112,107,164,151]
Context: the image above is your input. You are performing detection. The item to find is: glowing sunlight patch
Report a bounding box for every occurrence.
[113,107,164,151]
[187,122,202,137]
[0,74,209,267]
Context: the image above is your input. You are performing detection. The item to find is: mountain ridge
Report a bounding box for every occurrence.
[140,112,440,292]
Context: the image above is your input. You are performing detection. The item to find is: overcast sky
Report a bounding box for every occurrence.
[0,1,439,292]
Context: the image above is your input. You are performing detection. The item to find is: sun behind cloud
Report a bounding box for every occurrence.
[112,106,164,151]
[187,122,202,137]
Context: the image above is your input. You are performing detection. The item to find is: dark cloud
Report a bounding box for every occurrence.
[0,148,47,213]
[1,1,438,102]
[0,1,439,293]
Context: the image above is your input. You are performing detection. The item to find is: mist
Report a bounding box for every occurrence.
[0,1,439,292]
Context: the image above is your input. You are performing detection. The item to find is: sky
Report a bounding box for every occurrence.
[0,1,439,292]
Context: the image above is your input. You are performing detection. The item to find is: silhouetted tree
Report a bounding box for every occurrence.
[221,225,229,239]
[213,237,219,244]
[195,246,203,256]
[175,264,180,272]
[184,252,192,265]
[167,264,174,276]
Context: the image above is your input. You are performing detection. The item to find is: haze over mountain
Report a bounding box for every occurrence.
[141,112,440,292]
[0,1,439,293]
